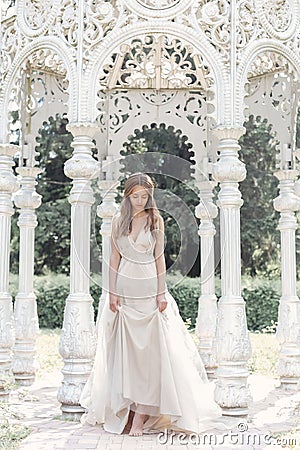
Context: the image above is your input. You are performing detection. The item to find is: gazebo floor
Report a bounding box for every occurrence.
[7,371,300,450]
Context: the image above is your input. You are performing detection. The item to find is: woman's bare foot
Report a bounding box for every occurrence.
[129,412,146,436]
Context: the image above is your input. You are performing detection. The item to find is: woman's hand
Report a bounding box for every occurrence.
[109,293,120,312]
[156,294,168,312]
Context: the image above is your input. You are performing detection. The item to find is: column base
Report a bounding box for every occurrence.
[221,407,249,417]
[14,374,35,386]
[60,405,85,421]
[278,378,300,391]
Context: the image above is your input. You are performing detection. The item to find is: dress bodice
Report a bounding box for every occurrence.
[115,227,156,265]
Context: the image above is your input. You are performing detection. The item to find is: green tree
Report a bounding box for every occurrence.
[239,115,280,276]
[11,114,101,275]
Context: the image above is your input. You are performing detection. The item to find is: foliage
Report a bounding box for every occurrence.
[243,283,279,332]
[239,115,280,277]
[168,276,200,327]
[12,271,281,332]
[0,402,31,450]
[31,273,102,329]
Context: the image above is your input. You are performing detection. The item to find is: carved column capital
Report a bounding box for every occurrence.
[66,122,98,139]
[14,167,42,213]
[97,179,120,226]
[0,143,20,158]
[273,170,300,214]
[64,126,100,206]
[212,126,245,142]
[195,181,218,221]
[64,123,99,181]
[0,144,20,197]
[64,156,99,181]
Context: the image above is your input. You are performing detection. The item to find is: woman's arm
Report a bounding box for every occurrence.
[109,218,121,312]
[154,215,168,312]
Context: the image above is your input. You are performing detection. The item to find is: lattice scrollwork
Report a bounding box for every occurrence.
[83,1,122,58]
[193,0,258,61]
[136,0,180,8]
[96,89,208,135]
[1,1,16,21]
[244,71,297,169]
[27,49,67,76]
[141,91,176,105]
[262,0,292,33]
[0,21,20,81]
[255,0,298,40]
[23,0,51,29]
[247,50,295,79]
[246,75,292,120]
[54,0,78,48]
[17,0,60,37]
[193,0,231,59]
[28,72,69,117]
[236,0,259,54]
[99,35,213,90]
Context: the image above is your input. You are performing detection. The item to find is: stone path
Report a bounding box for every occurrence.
[5,371,300,450]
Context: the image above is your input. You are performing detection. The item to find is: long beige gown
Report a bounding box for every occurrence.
[79,213,235,434]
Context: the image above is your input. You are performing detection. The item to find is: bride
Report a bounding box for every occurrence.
[79,172,234,436]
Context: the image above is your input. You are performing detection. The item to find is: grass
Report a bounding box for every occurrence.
[248,328,279,378]
[35,328,63,378]
[34,327,280,379]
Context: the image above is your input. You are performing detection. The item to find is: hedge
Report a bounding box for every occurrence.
[9,273,281,331]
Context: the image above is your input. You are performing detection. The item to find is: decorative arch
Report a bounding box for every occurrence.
[118,122,196,179]
[237,39,300,126]
[0,37,77,141]
[95,89,213,181]
[83,22,229,126]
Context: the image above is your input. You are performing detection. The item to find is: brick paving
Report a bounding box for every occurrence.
[4,371,300,450]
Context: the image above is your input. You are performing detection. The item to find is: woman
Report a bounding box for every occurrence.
[79,172,234,436]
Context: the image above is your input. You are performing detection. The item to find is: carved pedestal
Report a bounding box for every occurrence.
[57,124,99,419]
[274,170,300,390]
[13,166,42,385]
[212,127,252,416]
[0,144,19,399]
[195,180,218,379]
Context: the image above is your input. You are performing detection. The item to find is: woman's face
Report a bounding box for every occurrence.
[129,185,149,214]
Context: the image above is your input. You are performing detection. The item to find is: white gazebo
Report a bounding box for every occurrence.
[0,0,300,419]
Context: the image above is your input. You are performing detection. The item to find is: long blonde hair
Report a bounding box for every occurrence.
[113,173,161,239]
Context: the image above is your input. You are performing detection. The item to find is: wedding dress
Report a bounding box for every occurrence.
[79,216,236,434]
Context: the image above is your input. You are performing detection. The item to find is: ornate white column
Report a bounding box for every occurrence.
[274,169,300,389]
[0,143,19,399]
[57,123,99,419]
[195,179,218,379]
[212,126,252,416]
[12,167,41,385]
[96,167,119,320]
